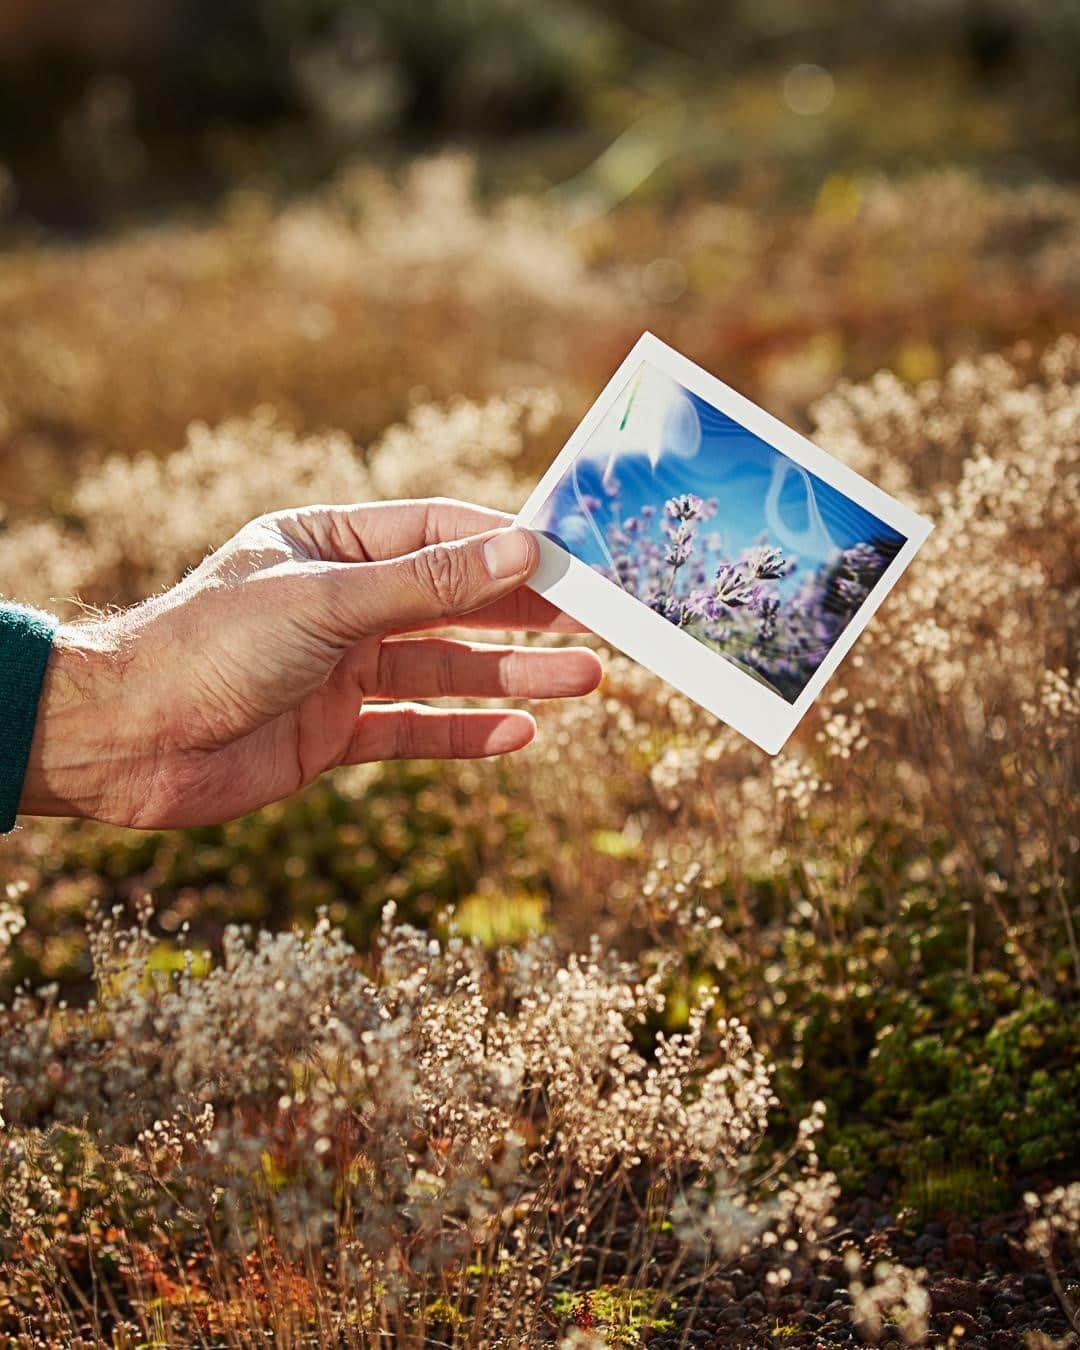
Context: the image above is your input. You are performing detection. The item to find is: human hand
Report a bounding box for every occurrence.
[21,499,602,828]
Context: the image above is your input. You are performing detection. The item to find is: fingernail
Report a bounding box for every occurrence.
[482,528,530,580]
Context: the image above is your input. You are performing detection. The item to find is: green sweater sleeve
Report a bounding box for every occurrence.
[0,604,58,832]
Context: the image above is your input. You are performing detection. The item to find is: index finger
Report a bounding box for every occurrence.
[279,498,516,563]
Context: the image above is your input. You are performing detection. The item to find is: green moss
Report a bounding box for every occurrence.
[591,829,643,860]
[424,1295,465,1327]
[552,1286,676,1344]
[450,891,549,946]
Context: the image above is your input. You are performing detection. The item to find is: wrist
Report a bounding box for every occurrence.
[20,623,148,826]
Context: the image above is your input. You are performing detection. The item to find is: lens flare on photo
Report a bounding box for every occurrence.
[763,457,838,558]
[585,363,703,490]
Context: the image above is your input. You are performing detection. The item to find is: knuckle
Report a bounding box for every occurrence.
[448,714,470,759]
[397,704,422,758]
[288,562,351,641]
[426,495,468,515]
[508,651,536,698]
[325,510,368,562]
[283,558,328,597]
[434,640,457,698]
[418,544,471,614]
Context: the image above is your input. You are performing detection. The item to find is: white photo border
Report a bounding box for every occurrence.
[515,331,933,755]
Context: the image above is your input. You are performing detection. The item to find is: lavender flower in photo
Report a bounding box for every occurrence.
[570,485,901,702]
[536,360,907,703]
[713,562,761,610]
[666,493,706,522]
[742,545,792,581]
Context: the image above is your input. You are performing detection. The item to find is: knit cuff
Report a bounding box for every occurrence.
[0,604,59,833]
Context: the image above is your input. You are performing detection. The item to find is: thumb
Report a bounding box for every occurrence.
[337,526,537,635]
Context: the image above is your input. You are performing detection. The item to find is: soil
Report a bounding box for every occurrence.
[644,1192,1079,1349]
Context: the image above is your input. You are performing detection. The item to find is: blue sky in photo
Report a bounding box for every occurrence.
[535,366,905,592]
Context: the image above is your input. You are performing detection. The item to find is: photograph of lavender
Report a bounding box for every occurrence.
[535,361,907,703]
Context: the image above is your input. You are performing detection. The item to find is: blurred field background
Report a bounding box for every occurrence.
[1,2,1079,1345]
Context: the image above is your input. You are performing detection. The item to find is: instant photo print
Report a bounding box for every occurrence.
[516,333,933,755]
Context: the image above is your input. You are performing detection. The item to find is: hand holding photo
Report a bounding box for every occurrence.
[516,334,933,754]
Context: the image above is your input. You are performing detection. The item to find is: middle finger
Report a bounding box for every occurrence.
[376,637,603,700]
[390,586,592,635]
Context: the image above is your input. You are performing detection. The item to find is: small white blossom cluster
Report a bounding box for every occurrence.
[671,1101,837,1263]
[1022,668,1080,747]
[136,1100,215,1171]
[847,1251,931,1346]
[649,742,712,806]
[771,754,822,809]
[514,966,773,1173]
[1025,1182,1080,1330]
[0,899,26,954]
[816,710,869,761]
[1025,1182,1080,1261]
[0,1122,65,1249]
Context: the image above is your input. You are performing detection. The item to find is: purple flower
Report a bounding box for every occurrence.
[835,575,869,606]
[665,537,694,568]
[665,493,705,523]
[756,596,780,644]
[714,562,759,609]
[684,587,725,622]
[741,544,790,580]
[648,592,682,622]
[841,542,883,575]
[831,543,885,611]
